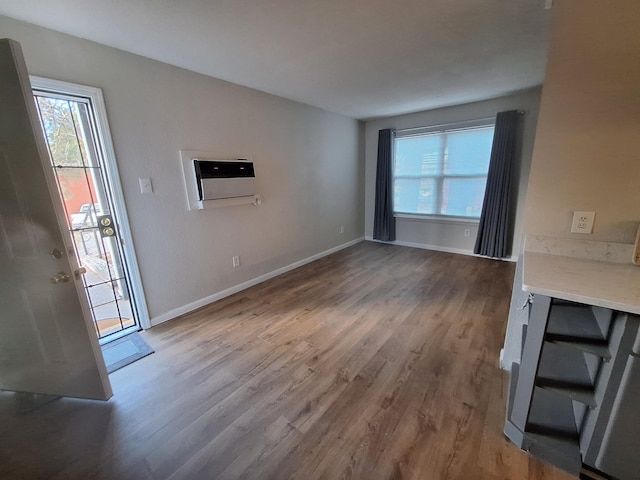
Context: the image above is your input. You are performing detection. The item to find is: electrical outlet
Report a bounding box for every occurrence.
[232,256,240,268]
[464,229,471,237]
[571,211,596,234]
[340,225,344,234]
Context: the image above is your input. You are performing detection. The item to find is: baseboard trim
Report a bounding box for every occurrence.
[500,348,511,370]
[365,236,518,262]
[149,237,365,327]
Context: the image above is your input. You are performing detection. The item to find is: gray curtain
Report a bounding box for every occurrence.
[373,129,395,241]
[474,110,519,258]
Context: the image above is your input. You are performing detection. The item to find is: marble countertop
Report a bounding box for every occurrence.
[522,236,640,314]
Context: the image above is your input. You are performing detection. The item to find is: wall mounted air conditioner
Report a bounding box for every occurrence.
[180,151,261,210]
[195,159,256,201]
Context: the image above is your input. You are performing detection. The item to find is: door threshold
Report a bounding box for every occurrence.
[98,325,141,346]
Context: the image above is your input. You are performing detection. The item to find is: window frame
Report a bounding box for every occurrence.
[392,118,495,221]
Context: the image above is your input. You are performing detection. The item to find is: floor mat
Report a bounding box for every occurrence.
[101,332,154,373]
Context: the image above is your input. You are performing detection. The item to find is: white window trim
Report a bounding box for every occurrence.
[30,75,151,330]
[394,117,495,138]
[393,118,495,220]
[394,213,480,224]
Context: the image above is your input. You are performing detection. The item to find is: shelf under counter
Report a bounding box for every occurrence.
[505,287,640,479]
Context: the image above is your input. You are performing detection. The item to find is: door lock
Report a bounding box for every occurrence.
[50,272,71,284]
[97,215,116,237]
[50,248,63,259]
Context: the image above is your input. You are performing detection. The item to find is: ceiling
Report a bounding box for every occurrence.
[0,0,552,120]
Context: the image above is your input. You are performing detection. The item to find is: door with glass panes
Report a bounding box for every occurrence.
[32,83,142,342]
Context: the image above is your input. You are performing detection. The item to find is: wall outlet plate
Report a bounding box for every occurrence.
[571,211,595,234]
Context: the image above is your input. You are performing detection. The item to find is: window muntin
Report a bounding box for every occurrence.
[393,124,494,218]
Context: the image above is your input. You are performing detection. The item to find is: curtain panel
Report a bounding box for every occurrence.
[474,110,519,258]
[373,128,396,242]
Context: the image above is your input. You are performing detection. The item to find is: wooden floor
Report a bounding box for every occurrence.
[0,242,575,480]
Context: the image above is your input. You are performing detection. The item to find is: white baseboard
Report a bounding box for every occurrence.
[365,236,518,262]
[499,348,511,370]
[149,237,365,327]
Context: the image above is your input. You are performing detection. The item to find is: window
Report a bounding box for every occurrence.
[393,122,495,219]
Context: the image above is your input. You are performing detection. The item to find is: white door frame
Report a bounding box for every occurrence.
[30,76,150,330]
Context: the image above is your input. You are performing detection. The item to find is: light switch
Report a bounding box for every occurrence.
[139,177,153,194]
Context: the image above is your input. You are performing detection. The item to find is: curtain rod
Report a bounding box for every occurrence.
[394,111,525,134]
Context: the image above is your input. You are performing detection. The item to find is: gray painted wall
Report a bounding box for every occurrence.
[363,89,542,258]
[0,15,364,324]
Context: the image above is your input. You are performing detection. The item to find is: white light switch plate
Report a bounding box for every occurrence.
[139,177,153,194]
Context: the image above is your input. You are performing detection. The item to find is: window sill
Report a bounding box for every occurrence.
[394,213,480,225]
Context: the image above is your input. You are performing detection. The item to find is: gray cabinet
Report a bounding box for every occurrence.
[505,294,640,478]
[594,353,640,479]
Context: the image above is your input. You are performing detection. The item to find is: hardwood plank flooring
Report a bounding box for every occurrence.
[0,241,576,479]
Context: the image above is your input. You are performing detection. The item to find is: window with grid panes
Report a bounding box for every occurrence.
[393,123,495,218]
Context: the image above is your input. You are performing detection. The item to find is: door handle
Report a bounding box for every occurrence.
[74,267,87,279]
[50,272,71,284]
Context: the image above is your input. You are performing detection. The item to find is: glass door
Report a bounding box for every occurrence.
[32,90,140,342]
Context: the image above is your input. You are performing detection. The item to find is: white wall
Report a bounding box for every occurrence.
[0,15,364,324]
[364,89,542,257]
[523,0,640,243]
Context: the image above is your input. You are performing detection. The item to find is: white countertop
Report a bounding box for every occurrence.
[523,240,640,314]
